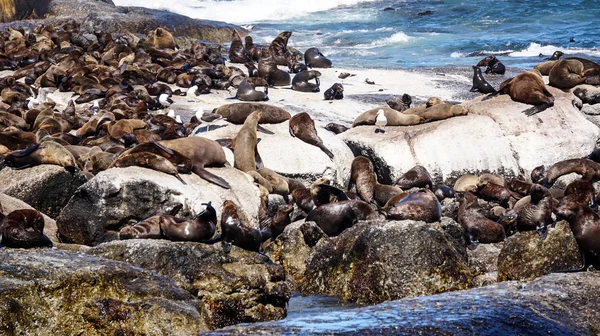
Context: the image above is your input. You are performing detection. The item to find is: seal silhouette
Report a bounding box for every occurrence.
[470,66,496,94]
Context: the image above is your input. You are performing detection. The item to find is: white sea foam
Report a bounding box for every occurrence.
[113,0,378,24]
[352,32,412,48]
[509,42,600,58]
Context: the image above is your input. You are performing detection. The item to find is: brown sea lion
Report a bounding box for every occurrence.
[415,103,468,122]
[160,202,217,242]
[554,202,600,269]
[434,185,455,201]
[289,112,333,159]
[268,31,292,66]
[158,137,230,189]
[229,30,252,64]
[105,119,147,140]
[119,141,193,174]
[305,199,382,236]
[235,78,268,102]
[385,189,441,222]
[110,151,186,183]
[395,165,433,190]
[386,93,412,112]
[499,69,554,106]
[304,47,332,68]
[373,182,404,206]
[457,191,506,249]
[232,110,261,172]
[292,187,316,214]
[477,182,513,206]
[352,106,422,127]
[505,178,532,196]
[292,70,321,92]
[221,200,262,251]
[531,165,546,184]
[477,55,506,75]
[453,174,479,193]
[548,59,586,90]
[546,158,600,185]
[557,180,597,217]
[0,141,77,172]
[257,168,289,196]
[212,102,291,124]
[258,49,290,86]
[499,184,553,238]
[311,177,349,207]
[264,203,294,239]
[324,122,348,134]
[349,156,376,203]
[534,60,558,76]
[0,209,52,248]
[119,215,163,240]
[152,28,176,49]
[324,83,343,100]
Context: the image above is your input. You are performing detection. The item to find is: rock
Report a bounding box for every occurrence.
[0,0,245,44]
[0,248,207,334]
[497,221,582,281]
[57,166,261,246]
[0,192,58,244]
[209,272,600,335]
[342,87,599,185]
[198,121,354,187]
[263,220,326,288]
[86,239,291,329]
[0,165,88,218]
[573,84,600,105]
[468,242,503,274]
[582,103,600,116]
[302,218,474,304]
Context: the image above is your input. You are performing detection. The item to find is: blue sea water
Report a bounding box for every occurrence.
[114,0,600,69]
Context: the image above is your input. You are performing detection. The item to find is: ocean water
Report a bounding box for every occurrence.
[113,0,600,69]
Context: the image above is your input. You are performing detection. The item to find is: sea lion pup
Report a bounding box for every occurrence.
[232,110,261,172]
[212,102,291,124]
[229,30,252,64]
[0,209,52,248]
[505,178,533,196]
[502,184,554,238]
[352,106,422,127]
[477,55,506,75]
[499,69,554,106]
[292,187,316,214]
[457,192,505,249]
[151,28,176,49]
[560,180,597,211]
[531,165,546,184]
[258,49,291,86]
[477,182,513,206]
[160,202,217,242]
[545,158,600,186]
[110,151,186,183]
[324,122,348,134]
[349,156,376,203]
[434,185,455,201]
[386,93,412,112]
[292,70,321,92]
[548,59,586,90]
[0,142,77,173]
[263,203,294,239]
[453,174,479,193]
[268,31,293,66]
[534,60,558,76]
[310,177,349,207]
[306,199,382,236]
[158,137,231,189]
[289,112,334,159]
[394,165,433,190]
[385,189,441,222]
[324,83,343,100]
[221,200,262,252]
[373,181,404,206]
[470,66,496,94]
[235,78,268,102]
[304,47,332,68]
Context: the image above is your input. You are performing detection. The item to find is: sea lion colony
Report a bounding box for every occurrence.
[0,22,598,272]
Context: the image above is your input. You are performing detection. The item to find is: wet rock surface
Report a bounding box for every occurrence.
[86,239,292,330]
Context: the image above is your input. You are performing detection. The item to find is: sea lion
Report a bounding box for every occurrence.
[160,202,217,242]
[258,49,290,86]
[324,83,344,100]
[477,182,513,206]
[394,165,433,190]
[229,31,252,64]
[386,93,412,112]
[385,189,441,222]
[110,151,186,183]
[470,66,496,94]
[118,141,193,174]
[292,70,321,92]
[534,60,558,76]
[212,102,291,124]
[531,165,546,184]
[221,200,262,251]
[158,137,231,189]
[152,28,176,49]
[505,178,532,196]
[477,173,505,187]
[559,180,597,214]
[257,168,289,196]
[499,69,554,106]
[232,110,261,172]
[477,55,506,75]
[265,204,294,239]
[434,185,455,201]
[373,182,404,206]
[268,31,292,66]
[402,97,444,116]
[310,178,349,207]
[457,191,506,249]
[292,187,316,214]
[500,184,553,238]
[119,215,163,240]
[304,47,332,68]
[414,103,467,122]
[0,209,52,248]
[324,122,348,134]
[548,51,564,61]
[352,106,422,127]
[289,112,334,159]
[235,78,268,102]
[548,59,586,90]
[546,158,600,185]
[453,174,479,193]
[0,141,77,173]
[305,199,382,236]
[349,156,376,203]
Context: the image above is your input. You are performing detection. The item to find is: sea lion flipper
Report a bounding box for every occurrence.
[193,166,231,189]
[12,143,40,157]
[255,148,264,170]
[215,138,233,149]
[150,141,175,155]
[319,184,350,201]
[318,144,335,159]
[257,125,274,135]
[174,173,187,185]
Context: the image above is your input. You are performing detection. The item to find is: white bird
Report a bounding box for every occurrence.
[186,85,199,101]
[27,88,48,110]
[195,107,203,121]
[167,109,176,118]
[90,100,100,115]
[175,115,183,124]
[158,93,173,108]
[375,109,387,133]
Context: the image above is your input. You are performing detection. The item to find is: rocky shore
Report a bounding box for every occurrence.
[1,2,600,335]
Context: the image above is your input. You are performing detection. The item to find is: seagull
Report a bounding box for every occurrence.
[175,115,183,124]
[167,109,176,118]
[375,109,387,133]
[158,93,173,108]
[90,100,100,114]
[186,85,199,101]
[26,88,48,110]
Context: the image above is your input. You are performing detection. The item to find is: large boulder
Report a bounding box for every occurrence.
[0,249,207,334]
[86,239,291,329]
[0,165,88,218]
[263,220,326,288]
[497,220,582,281]
[198,121,355,187]
[302,218,474,304]
[341,87,599,185]
[0,192,59,244]
[57,166,261,246]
